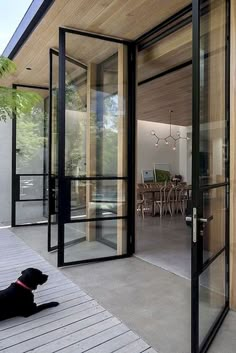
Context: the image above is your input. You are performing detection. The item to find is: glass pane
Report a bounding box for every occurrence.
[202,187,226,263]
[51,54,59,176]
[50,215,58,248]
[16,201,47,225]
[64,218,126,262]
[199,251,226,345]
[199,0,227,185]
[138,22,192,82]
[16,87,48,174]
[65,60,87,177]
[71,179,127,221]
[65,33,128,178]
[19,175,45,200]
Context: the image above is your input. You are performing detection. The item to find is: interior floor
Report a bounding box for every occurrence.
[136,214,191,279]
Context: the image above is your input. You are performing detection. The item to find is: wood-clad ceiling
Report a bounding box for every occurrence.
[137,65,192,126]
[3,0,190,87]
[2,0,192,127]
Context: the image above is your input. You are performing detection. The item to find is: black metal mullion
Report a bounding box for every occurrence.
[127,42,136,256]
[199,306,229,353]
[225,0,231,307]
[16,198,47,202]
[11,84,17,227]
[138,60,192,86]
[58,28,66,267]
[50,48,87,70]
[13,84,48,90]
[69,216,128,224]
[65,176,128,180]
[60,254,131,267]
[16,173,48,176]
[138,15,192,51]
[192,0,201,351]
[60,26,131,45]
[201,247,226,273]
[48,48,53,252]
[136,3,192,45]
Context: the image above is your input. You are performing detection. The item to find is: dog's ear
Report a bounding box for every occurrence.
[21,270,26,275]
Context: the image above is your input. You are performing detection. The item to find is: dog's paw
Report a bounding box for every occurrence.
[50,302,59,307]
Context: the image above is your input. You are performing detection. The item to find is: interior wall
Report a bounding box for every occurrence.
[137,120,190,183]
[0,119,12,224]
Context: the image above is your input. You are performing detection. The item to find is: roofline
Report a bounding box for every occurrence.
[2,0,55,59]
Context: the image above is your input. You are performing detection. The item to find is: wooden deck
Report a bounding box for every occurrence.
[0,228,158,353]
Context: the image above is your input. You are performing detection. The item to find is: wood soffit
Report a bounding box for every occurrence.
[3,0,190,88]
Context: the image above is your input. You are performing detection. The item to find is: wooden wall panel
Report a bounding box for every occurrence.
[230,0,236,310]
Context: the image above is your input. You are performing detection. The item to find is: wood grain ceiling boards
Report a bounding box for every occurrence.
[137,65,192,126]
[138,23,192,82]
[3,0,190,87]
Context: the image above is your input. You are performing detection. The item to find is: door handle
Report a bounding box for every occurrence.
[185,215,213,223]
[185,209,213,243]
[199,215,213,223]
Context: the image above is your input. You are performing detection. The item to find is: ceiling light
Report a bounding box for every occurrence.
[151,110,191,150]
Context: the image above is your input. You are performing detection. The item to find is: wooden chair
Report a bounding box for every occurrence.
[154,185,165,217]
[137,191,145,218]
[164,186,175,216]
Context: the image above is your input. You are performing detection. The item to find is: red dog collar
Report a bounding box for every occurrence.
[16,280,32,291]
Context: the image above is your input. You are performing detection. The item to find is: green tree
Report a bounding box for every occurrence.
[0,56,42,121]
[0,56,46,169]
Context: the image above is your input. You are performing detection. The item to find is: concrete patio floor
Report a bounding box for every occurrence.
[11,225,236,353]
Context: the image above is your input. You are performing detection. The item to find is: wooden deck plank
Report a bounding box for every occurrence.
[0,306,106,340]
[0,299,99,331]
[0,311,113,350]
[34,323,129,353]
[114,338,150,353]
[3,318,121,353]
[0,228,158,353]
[83,331,139,353]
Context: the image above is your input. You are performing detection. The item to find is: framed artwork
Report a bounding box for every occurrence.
[141,169,154,183]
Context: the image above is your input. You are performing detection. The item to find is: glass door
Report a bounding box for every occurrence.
[57,27,135,266]
[48,49,59,251]
[191,0,230,352]
[12,84,49,227]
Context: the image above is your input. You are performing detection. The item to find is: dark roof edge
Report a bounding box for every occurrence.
[2,0,55,59]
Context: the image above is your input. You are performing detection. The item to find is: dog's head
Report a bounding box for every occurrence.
[18,268,48,290]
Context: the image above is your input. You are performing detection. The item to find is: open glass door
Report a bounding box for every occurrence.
[191,0,230,352]
[48,49,59,251]
[57,27,135,266]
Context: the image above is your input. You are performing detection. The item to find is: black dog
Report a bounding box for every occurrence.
[0,268,59,321]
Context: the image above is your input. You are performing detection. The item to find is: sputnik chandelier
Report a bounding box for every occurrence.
[151,110,190,150]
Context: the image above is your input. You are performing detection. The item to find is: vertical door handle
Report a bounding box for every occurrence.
[192,207,197,243]
[185,208,197,243]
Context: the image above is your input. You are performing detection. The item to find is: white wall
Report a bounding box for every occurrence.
[0,119,12,224]
[137,120,190,183]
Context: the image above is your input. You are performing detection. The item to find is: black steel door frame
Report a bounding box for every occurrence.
[11,83,49,227]
[57,27,136,266]
[48,48,91,252]
[191,1,230,352]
